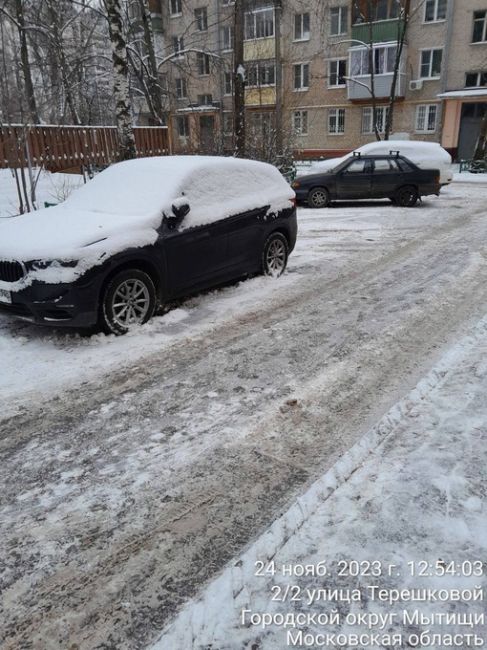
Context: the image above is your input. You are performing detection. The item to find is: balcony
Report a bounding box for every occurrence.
[351,18,405,44]
[347,72,405,100]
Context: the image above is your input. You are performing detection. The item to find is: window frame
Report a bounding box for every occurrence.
[175,77,187,99]
[220,24,233,51]
[423,0,447,23]
[196,51,211,76]
[419,48,443,79]
[246,60,276,88]
[465,71,487,87]
[177,115,189,138]
[244,6,275,40]
[293,62,310,91]
[172,35,185,59]
[194,7,208,31]
[170,0,182,17]
[415,104,438,133]
[472,10,487,43]
[224,71,233,95]
[330,6,348,36]
[328,58,347,87]
[328,108,346,135]
[361,106,390,134]
[294,13,310,41]
[293,110,308,136]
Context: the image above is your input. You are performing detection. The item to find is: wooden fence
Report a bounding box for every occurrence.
[0,124,170,172]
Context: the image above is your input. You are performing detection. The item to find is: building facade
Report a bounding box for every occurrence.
[151,0,487,160]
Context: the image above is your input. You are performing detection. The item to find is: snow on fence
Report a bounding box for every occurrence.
[0,125,170,172]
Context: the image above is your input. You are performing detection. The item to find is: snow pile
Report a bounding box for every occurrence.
[0,156,294,289]
[153,314,487,649]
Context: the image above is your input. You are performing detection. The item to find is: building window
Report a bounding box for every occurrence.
[293,110,308,135]
[415,104,438,132]
[172,36,184,58]
[472,10,487,43]
[328,108,345,134]
[328,59,347,86]
[244,7,274,40]
[197,52,211,75]
[221,25,233,50]
[362,106,390,133]
[420,49,442,78]
[224,71,233,95]
[293,63,310,90]
[466,71,487,87]
[197,94,213,106]
[330,6,347,35]
[248,112,273,138]
[170,0,182,16]
[175,77,187,98]
[247,60,276,87]
[177,115,189,137]
[424,0,447,22]
[350,44,397,76]
[294,13,310,41]
[194,7,208,31]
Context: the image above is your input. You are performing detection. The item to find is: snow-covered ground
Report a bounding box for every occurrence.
[155,313,487,649]
[1,170,487,648]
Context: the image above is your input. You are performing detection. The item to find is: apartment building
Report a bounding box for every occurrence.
[151,0,486,160]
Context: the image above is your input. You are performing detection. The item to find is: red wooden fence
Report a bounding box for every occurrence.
[0,125,170,172]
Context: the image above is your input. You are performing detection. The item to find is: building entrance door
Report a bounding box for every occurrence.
[199,115,215,153]
[458,103,487,160]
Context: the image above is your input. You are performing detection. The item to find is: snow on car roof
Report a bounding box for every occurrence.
[65,155,293,223]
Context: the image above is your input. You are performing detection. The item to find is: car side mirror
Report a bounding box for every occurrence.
[166,200,190,230]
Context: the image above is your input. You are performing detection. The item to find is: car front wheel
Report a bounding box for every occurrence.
[308,187,330,208]
[395,185,419,207]
[262,232,289,277]
[101,269,156,335]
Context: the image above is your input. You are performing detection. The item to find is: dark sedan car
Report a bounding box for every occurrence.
[0,156,297,334]
[292,153,441,208]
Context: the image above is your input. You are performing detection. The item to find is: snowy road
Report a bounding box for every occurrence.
[1,183,487,648]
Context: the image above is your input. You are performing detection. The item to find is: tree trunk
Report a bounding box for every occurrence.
[104,0,136,160]
[234,0,245,157]
[385,0,410,140]
[138,0,164,124]
[14,0,39,123]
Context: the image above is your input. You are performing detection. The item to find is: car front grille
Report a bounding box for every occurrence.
[0,260,25,282]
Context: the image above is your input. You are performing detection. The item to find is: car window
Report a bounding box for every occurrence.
[344,159,369,174]
[374,159,402,172]
[396,159,412,172]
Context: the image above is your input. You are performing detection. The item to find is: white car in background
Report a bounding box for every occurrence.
[306,141,453,186]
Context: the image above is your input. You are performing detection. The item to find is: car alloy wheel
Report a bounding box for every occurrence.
[308,187,329,209]
[102,269,156,335]
[396,185,419,208]
[262,232,289,277]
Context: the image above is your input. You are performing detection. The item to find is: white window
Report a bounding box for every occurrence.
[294,63,310,90]
[466,71,487,87]
[424,0,447,22]
[221,25,233,50]
[172,36,184,58]
[247,60,275,87]
[197,52,211,75]
[328,59,347,87]
[244,7,274,40]
[194,7,208,31]
[328,108,345,134]
[175,77,187,99]
[224,71,233,95]
[362,106,390,133]
[420,49,443,78]
[330,6,347,35]
[473,10,487,43]
[170,0,182,16]
[177,115,189,137]
[294,13,310,41]
[350,44,397,76]
[415,104,438,132]
[293,110,308,135]
[197,94,213,106]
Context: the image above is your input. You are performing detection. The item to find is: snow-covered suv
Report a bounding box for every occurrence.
[0,156,297,334]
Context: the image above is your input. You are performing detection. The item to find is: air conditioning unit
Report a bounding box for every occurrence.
[409,80,424,91]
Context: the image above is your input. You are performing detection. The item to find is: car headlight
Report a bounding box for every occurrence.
[291,181,301,189]
[27,259,78,271]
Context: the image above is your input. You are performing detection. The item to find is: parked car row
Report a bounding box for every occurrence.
[0,146,447,334]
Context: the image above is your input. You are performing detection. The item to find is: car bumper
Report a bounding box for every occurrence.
[0,279,100,328]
